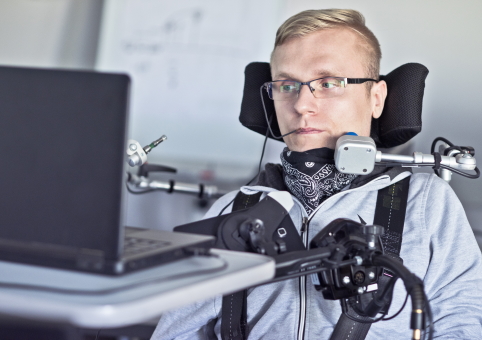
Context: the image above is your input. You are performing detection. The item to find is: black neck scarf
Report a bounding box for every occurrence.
[280,147,357,215]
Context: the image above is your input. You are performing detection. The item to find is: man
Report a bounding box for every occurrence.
[151,9,482,339]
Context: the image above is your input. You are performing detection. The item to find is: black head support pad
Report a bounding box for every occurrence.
[239,62,429,148]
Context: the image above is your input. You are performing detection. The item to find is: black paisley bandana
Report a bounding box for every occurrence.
[281,147,357,215]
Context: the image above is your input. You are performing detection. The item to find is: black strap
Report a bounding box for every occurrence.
[168,180,174,193]
[331,314,372,340]
[221,191,262,340]
[232,191,263,211]
[432,152,442,171]
[330,176,411,340]
[375,176,410,258]
[221,290,248,340]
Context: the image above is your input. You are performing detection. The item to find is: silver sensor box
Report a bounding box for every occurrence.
[335,135,377,175]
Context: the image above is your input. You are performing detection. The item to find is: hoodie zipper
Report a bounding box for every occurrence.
[297,216,309,340]
[295,174,398,340]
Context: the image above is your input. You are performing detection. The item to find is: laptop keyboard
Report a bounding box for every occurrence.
[123,236,171,256]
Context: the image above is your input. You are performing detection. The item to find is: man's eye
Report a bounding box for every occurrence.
[315,78,344,90]
[279,84,297,93]
[321,81,339,89]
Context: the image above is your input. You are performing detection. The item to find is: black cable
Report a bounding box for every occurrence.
[431,137,454,176]
[0,253,228,296]
[246,126,270,186]
[341,275,400,324]
[218,122,271,216]
[443,146,464,156]
[430,137,454,154]
[429,137,479,179]
[433,144,466,177]
[440,164,480,179]
[377,162,480,179]
[378,235,385,254]
[259,85,298,140]
[377,162,435,168]
[339,251,408,322]
[217,197,235,216]
[341,299,388,324]
[372,255,431,338]
[382,292,409,321]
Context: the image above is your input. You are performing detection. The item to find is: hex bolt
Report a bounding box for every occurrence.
[354,256,363,266]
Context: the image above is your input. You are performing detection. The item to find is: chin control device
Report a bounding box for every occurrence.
[335,133,479,181]
[334,134,377,175]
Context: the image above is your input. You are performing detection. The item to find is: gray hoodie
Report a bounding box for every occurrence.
[151,167,482,339]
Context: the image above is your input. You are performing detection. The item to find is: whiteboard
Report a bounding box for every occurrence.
[96,0,284,180]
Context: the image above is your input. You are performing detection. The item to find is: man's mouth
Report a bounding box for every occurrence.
[296,128,323,134]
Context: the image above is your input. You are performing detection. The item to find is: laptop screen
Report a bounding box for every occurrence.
[0,66,130,259]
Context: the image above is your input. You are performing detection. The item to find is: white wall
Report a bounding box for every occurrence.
[0,0,103,69]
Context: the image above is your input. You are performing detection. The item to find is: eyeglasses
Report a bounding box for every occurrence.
[263,76,378,101]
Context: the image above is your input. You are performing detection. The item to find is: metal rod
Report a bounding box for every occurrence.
[379,154,415,163]
[128,174,228,199]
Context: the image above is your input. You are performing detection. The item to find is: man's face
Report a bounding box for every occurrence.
[270,28,386,152]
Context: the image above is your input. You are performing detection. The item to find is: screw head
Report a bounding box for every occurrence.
[357,287,365,295]
[342,276,350,285]
[368,271,375,280]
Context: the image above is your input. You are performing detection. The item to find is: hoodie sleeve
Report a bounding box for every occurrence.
[150,297,221,340]
[421,174,482,338]
[150,192,240,340]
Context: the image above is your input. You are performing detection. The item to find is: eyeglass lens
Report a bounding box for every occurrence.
[268,77,346,101]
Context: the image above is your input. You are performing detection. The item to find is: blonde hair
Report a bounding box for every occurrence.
[272,9,381,80]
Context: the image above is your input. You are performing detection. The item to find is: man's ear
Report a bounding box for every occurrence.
[371,80,387,119]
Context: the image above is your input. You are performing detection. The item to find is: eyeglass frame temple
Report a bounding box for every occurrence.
[346,78,379,84]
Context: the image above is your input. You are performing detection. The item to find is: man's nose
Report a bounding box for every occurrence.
[293,84,317,116]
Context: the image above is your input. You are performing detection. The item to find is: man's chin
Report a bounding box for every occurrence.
[285,136,335,152]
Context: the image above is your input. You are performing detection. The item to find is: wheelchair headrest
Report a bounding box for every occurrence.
[239,62,429,148]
